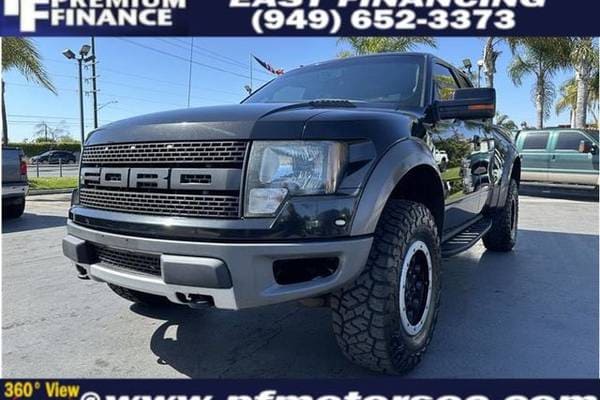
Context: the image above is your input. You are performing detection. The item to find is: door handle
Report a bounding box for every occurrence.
[551,155,557,162]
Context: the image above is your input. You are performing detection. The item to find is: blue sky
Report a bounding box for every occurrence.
[3,37,574,143]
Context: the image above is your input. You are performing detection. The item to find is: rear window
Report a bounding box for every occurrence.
[555,131,590,151]
[522,132,549,150]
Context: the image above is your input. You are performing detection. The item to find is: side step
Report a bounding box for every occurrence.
[441,217,492,258]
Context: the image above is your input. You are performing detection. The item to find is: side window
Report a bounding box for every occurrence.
[433,64,459,101]
[455,73,473,88]
[522,132,550,150]
[555,131,590,151]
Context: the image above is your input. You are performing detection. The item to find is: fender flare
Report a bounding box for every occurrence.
[350,138,444,236]
[495,153,522,209]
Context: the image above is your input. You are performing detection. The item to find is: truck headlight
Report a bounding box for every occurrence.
[244,141,347,217]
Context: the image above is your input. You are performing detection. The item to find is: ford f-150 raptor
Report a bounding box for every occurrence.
[63,53,521,374]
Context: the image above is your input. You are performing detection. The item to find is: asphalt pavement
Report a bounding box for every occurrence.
[2,192,598,378]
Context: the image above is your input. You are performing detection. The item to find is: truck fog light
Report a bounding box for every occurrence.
[247,188,288,216]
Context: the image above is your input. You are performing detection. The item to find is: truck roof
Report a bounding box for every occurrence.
[520,128,599,134]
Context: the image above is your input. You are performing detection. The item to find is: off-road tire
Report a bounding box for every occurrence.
[108,284,171,306]
[3,198,26,219]
[483,179,519,252]
[331,200,442,374]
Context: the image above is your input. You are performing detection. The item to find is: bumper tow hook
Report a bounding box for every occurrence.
[75,264,90,280]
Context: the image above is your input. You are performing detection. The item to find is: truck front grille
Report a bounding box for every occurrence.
[82,141,247,165]
[80,188,240,218]
[95,245,161,276]
[79,140,247,219]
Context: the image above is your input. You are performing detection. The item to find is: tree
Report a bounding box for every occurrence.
[33,120,69,142]
[2,38,56,145]
[566,37,598,128]
[337,37,437,57]
[555,78,578,127]
[495,112,518,132]
[482,37,503,88]
[556,69,599,127]
[590,71,600,125]
[507,38,571,129]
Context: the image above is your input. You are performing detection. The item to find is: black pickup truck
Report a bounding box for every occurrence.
[63,53,521,374]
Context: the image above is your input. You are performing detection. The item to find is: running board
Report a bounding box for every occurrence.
[441,217,492,258]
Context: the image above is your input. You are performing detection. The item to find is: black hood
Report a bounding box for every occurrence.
[85,103,417,150]
[86,103,330,145]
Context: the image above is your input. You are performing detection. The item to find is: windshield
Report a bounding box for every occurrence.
[245,55,425,108]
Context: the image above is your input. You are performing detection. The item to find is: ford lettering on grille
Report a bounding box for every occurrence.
[80,167,241,191]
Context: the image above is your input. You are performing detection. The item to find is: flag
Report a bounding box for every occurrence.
[253,55,284,76]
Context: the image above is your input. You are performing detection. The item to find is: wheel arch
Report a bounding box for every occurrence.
[494,154,522,209]
[350,139,445,237]
[511,156,522,187]
[388,165,445,236]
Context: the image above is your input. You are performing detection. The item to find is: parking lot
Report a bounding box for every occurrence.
[2,191,598,378]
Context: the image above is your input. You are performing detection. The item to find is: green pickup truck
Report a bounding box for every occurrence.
[516,128,599,188]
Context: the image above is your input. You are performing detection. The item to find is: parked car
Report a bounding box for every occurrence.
[63,53,521,374]
[2,147,28,219]
[31,150,77,164]
[516,128,599,188]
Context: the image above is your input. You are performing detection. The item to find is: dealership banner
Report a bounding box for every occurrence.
[1,379,600,400]
[0,0,599,36]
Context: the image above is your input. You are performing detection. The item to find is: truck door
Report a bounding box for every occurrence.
[428,63,489,232]
[516,131,551,183]
[548,130,600,186]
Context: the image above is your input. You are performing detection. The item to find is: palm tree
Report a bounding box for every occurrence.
[507,38,571,129]
[556,71,600,127]
[566,37,598,128]
[555,78,578,127]
[482,37,503,88]
[338,37,437,57]
[590,71,599,125]
[2,37,56,145]
[495,112,518,132]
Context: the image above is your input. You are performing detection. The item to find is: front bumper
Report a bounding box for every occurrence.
[64,221,373,310]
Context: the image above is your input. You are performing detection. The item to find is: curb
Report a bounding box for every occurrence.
[28,189,74,196]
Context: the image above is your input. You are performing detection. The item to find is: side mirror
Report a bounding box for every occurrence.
[433,88,496,121]
[579,141,597,154]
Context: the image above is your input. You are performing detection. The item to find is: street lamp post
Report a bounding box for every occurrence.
[91,37,99,129]
[63,44,94,148]
[77,56,84,144]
